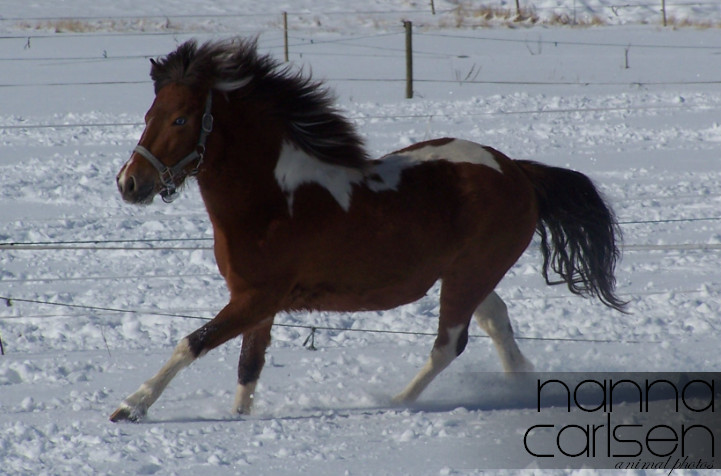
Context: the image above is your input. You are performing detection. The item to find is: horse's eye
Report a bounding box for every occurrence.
[173,117,187,126]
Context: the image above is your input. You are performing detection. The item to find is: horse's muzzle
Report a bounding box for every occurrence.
[117,165,156,204]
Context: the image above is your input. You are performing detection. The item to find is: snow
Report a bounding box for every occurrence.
[2,0,721,474]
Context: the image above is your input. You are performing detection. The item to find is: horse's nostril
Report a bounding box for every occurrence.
[118,174,137,197]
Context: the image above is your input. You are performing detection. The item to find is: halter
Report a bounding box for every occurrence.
[133,91,214,203]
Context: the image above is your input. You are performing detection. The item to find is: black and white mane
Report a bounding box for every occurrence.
[148,38,369,169]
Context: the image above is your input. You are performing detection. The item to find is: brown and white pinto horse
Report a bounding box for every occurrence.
[111,39,625,422]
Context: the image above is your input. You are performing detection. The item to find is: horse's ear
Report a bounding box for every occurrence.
[149,58,158,67]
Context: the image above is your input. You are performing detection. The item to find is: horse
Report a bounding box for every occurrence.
[111,38,626,422]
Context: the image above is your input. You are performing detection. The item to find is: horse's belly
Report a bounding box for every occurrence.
[287,272,438,312]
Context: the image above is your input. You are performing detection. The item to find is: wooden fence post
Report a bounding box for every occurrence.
[624,45,631,69]
[283,12,289,62]
[430,0,436,15]
[661,0,667,27]
[404,20,413,99]
[515,0,521,17]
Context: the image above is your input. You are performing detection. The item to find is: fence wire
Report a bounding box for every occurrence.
[0,294,663,350]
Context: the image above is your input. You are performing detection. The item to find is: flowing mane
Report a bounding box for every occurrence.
[149,38,369,169]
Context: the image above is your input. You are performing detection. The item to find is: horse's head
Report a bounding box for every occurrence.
[117,83,213,204]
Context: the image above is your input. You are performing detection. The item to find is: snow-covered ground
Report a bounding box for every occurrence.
[2,1,721,474]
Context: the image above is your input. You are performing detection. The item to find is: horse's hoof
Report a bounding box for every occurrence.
[231,405,252,417]
[390,393,412,406]
[109,403,145,423]
[509,357,535,374]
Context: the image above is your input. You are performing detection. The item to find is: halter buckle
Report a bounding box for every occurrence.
[202,113,214,133]
[159,167,175,188]
[189,146,205,177]
[159,168,178,202]
[160,188,179,203]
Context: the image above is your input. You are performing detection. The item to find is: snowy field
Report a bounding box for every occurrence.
[2,0,721,474]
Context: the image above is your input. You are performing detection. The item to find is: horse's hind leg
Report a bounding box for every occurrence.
[474,291,533,373]
[392,280,478,404]
[233,322,272,415]
[392,323,469,404]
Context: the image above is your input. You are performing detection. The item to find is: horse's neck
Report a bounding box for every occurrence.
[197,123,287,228]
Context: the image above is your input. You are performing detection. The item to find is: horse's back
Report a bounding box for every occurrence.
[281,138,538,312]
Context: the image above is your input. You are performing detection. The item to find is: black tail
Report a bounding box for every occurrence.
[517,160,627,313]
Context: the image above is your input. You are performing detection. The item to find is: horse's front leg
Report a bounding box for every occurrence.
[233,322,273,415]
[109,291,278,422]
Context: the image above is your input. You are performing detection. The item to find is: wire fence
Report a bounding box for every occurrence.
[2,229,721,252]
[1,6,719,106]
[0,23,719,106]
[1,212,720,249]
[0,101,716,132]
[1,1,719,34]
[0,200,716,352]
[0,208,717,355]
[6,77,721,90]
[0,294,665,353]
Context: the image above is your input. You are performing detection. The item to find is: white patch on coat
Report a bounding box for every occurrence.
[274,142,363,212]
[392,138,503,173]
[274,138,502,212]
[364,154,410,192]
[367,139,503,192]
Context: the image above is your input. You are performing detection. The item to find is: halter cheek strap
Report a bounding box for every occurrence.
[133,91,214,203]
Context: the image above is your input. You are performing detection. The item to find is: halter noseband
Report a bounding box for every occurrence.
[133,91,214,203]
